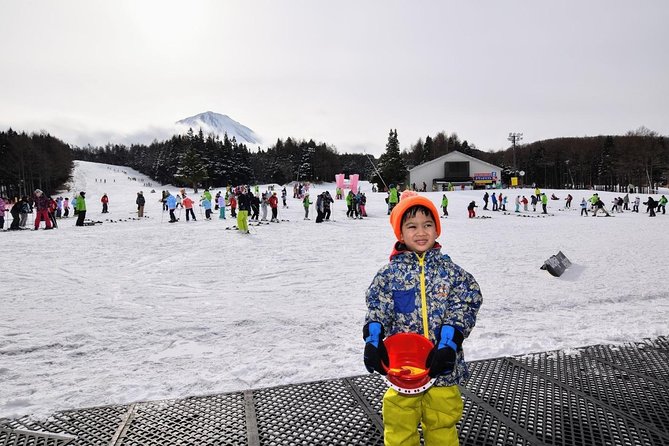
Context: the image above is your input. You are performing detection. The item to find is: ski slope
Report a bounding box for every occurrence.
[1,160,668,419]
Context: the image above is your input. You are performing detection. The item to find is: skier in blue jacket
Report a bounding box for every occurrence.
[166,193,177,222]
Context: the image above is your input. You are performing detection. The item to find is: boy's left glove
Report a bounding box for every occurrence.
[363,322,389,375]
[426,325,464,378]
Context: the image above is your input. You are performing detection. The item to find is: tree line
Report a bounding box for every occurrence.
[2,125,666,198]
[400,127,668,189]
[0,129,73,199]
[71,128,378,189]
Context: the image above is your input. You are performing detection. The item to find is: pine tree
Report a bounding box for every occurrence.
[375,129,407,187]
[422,136,433,163]
[597,136,614,187]
[175,147,208,190]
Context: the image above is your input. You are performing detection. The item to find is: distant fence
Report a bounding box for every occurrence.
[591,184,661,194]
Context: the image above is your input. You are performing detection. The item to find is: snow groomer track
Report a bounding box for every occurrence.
[2,336,668,446]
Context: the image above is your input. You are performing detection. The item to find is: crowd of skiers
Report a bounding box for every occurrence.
[2,185,666,232]
[577,192,667,217]
[157,186,287,229]
[0,189,90,230]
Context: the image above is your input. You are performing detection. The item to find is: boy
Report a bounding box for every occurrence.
[364,190,482,446]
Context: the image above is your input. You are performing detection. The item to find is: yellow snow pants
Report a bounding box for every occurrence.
[237,210,249,233]
[382,385,463,446]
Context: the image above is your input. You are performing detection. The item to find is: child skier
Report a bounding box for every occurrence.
[441,194,448,217]
[303,193,312,220]
[218,194,226,219]
[201,194,212,220]
[229,194,237,218]
[467,200,477,218]
[658,195,667,214]
[363,190,482,445]
[580,198,588,216]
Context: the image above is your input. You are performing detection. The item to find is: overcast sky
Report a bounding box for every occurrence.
[1,0,667,157]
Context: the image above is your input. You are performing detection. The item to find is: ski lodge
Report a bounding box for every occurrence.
[408,150,502,190]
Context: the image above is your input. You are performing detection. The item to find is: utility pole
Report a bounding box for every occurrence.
[508,132,523,170]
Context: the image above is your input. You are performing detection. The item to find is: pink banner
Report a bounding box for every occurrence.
[335,174,345,189]
[335,173,359,191]
[349,174,359,192]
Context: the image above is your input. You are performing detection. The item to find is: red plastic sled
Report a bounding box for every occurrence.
[383,332,436,394]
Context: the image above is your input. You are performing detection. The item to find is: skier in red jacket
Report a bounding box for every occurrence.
[268,192,279,222]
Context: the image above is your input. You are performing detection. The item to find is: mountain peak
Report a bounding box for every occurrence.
[176,111,260,145]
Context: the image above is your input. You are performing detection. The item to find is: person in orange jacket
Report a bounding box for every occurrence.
[182,193,196,221]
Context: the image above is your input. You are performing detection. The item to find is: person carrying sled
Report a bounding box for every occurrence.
[363,190,482,446]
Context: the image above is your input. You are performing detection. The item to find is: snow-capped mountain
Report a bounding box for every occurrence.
[175,111,260,145]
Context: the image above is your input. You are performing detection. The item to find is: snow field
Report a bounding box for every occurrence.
[1,160,667,419]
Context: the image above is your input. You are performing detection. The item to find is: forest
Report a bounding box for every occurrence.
[0,129,73,199]
[70,128,377,191]
[401,127,668,190]
[1,126,666,199]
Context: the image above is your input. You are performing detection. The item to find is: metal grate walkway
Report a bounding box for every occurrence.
[2,336,668,445]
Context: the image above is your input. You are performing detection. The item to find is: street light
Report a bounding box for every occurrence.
[508,132,523,170]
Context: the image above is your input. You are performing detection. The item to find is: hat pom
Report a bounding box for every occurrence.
[401,190,418,200]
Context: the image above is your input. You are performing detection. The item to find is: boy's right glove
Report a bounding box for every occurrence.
[363,322,389,375]
[426,325,464,377]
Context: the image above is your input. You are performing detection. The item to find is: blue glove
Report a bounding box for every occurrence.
[363,322,389,375]
[426,325,464,378]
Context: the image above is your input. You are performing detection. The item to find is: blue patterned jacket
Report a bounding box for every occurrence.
[365,242,482,386]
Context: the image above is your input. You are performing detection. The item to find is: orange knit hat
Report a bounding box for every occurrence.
[389,190,441,240]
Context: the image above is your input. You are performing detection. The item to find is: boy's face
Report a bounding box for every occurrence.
[400,211,437,254]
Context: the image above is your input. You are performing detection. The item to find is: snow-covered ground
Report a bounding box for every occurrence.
[1,160,668,420]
